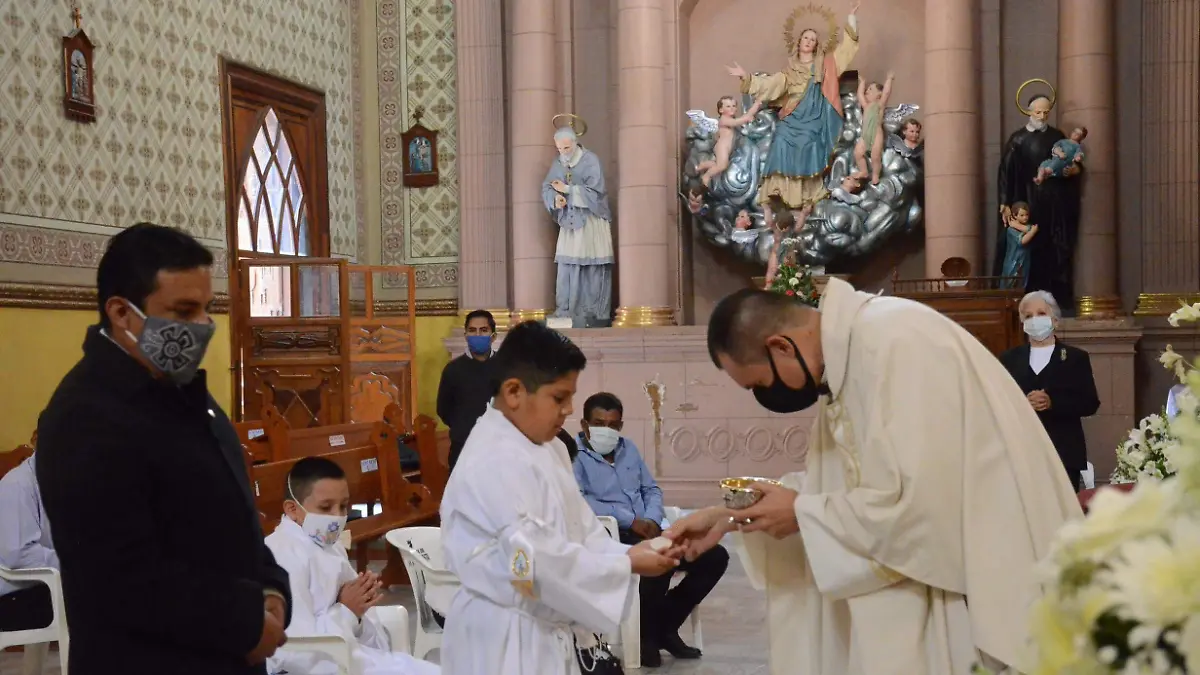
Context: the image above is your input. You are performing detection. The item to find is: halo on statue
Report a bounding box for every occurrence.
[1015,78,1057,115]
[551,113,588,137]
[782,3,839,56]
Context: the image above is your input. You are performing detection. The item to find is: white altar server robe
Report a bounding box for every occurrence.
[266,518,439,675]
[439,406,637,675]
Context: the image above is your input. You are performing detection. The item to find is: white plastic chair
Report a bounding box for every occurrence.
[0,565,69,675]
[1081,462,1096,490]
[385,526,459,660]
[275,605,411,675]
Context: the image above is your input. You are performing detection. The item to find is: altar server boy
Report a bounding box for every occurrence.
[266,457,439,675]
[439,321,683,675]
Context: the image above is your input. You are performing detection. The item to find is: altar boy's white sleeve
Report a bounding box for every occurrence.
[267,539,362,643]
[456,460,636,635]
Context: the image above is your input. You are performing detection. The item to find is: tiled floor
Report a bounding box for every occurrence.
[4,545,768,674]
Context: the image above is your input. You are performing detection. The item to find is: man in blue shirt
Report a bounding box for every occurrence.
[573,392,729,668]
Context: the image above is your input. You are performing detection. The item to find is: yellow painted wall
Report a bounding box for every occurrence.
[0,309,457,450]
[414,315,458,429]
[0,308,233,452]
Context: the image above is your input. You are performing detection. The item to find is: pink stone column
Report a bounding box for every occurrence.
[456,0,510,321]
[1137,0,1200,314]
[509,0,558,318]
[556,0,574,114]
[923,0,981,277]
[1059,0,1119,317]
[614,0,673,326]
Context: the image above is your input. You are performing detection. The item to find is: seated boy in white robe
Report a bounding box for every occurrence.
[439,320,684,675]
[266,457,439,675]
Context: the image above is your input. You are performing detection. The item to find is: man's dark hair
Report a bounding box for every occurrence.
[557,428,580,462]
[491,321,587,394]
[583,392,624,421]
[96,222,214,329]
[286,456,347,504]
[707,288,813,367]
[464,309,496,333]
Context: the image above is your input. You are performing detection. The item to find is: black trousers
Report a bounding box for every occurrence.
[620,529,729,642]
[0,584,53,632]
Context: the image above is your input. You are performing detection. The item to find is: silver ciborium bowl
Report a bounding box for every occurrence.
[720,476,782,510]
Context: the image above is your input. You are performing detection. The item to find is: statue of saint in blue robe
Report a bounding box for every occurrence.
[542,131,613,327]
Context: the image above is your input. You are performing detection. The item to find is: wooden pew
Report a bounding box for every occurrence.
[259,404,380,464]
[250,419,438,585]
[233,421,272,465]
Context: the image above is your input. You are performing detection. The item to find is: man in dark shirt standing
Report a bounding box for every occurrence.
[437,309,498,471]
[36,223,292,675]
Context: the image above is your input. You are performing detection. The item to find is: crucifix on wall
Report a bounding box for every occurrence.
[62,6,97,123]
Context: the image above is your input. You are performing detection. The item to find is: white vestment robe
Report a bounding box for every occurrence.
[439,406,638,675]
[737,278,1083,675]
[265,518,440,675]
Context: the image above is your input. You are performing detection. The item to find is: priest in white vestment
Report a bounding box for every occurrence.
[439,320,681,675]
[668,279,1083,675]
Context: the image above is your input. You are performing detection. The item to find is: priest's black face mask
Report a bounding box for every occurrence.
[752,337,828,414]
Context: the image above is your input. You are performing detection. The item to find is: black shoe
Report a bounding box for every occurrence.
[640,639,663,668]
[660,631,702,659]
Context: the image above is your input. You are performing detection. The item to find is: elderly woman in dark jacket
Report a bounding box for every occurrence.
[999,291,1101,492]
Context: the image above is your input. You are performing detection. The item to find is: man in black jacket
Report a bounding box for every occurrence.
[436,309,498,471]
[36,223,292,675]
[999,290,1101,492]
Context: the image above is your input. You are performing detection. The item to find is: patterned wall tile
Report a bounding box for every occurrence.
[0,0,358,264]
[376,0,458,289]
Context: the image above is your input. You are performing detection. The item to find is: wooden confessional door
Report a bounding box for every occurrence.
[237,258,350,428]
[219,59,331,421]
[345,266,418,429]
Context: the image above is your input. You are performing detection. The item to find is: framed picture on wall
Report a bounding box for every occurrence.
[401,107,438,188]
[62,7,96,123]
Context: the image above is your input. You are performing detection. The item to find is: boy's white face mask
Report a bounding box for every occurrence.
[287,478,348,549]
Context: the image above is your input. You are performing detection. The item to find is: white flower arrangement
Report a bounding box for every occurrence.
[988,303,1200,675]
[1109,303,1200,485]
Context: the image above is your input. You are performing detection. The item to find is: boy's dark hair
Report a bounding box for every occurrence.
[583,392,624,421]
[1011,201,1030,215]
[491,321,587,394]
[96,222,214,329]
[557,428,580,462]
[286,456,347,504]
[464,309,496,332]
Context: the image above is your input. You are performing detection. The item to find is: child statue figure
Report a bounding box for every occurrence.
[853,72,895,185]
[1034,126,1087,184]
[696,95,763,186]
[1000,201,1039,288]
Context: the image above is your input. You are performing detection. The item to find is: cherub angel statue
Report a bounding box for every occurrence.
[692,95,764,187]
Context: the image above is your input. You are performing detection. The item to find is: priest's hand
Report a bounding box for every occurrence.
[245,609,287,665]
[663,507,735,561]
[554,194,567,209]
[550,179,568,194]
[628,539,681,577]
[733,482,800,539]
[726,62,746,79]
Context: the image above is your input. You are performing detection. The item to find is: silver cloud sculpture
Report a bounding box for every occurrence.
[681,90,923,266]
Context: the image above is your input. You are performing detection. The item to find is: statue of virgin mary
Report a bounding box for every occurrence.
[728,3,861,210]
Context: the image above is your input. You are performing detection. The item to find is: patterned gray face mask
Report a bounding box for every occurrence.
[124,303,215,385]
